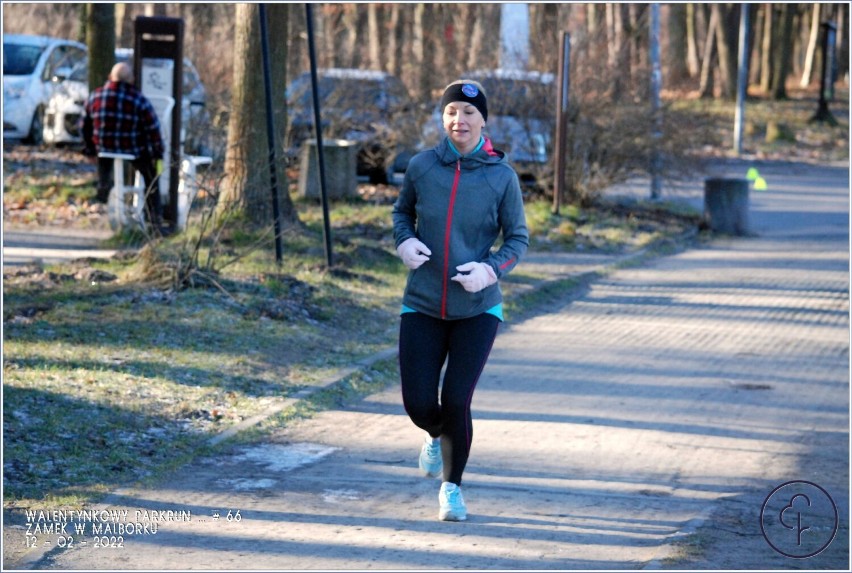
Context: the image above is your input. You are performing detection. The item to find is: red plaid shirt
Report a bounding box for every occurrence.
[84,80,164,160]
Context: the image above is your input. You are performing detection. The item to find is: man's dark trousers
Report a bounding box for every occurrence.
[97,153,162,225]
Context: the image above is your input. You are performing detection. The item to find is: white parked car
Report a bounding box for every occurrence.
[3,33,87,144]
[42,48,210,155]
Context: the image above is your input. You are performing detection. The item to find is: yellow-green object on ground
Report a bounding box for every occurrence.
[746,167,767,191]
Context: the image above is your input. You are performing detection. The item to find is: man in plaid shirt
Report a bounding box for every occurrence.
[83,62,165,229]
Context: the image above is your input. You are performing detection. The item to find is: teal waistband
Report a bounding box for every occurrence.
[401,303,504,322]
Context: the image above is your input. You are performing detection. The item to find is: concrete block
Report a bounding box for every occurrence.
[298,139,358,200]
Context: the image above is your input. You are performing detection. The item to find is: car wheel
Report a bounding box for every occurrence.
[367,165,389,185]
[25,106,44,146]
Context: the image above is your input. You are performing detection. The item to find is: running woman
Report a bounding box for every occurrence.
[392,79,529,521]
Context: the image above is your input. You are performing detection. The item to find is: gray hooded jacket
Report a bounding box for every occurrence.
[393,136,529,320]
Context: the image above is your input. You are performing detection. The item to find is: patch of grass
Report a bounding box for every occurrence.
[526,197,700,253]
[2,166,102,227]
[669,88,849,162]
[3,215,406,511]
[2,175,91,208]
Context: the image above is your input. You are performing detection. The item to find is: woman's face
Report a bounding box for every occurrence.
[442,102,485,155]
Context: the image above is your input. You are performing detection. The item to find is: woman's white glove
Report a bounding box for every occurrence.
[451,261,498,293]
[397,237,432,270]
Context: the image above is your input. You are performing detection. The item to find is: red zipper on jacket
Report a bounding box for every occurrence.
[441,160,462,319]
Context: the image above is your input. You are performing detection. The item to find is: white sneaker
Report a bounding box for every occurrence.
[438,481,467,521]
[419,436,442,478]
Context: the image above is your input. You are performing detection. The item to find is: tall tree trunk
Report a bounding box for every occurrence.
[586,3,601,66]
[411,3,427,102]
[713,3,739,99]
[386,4,400,76]
[800,3,822,87]
[367,3,381,69]
[698,4,718,98]
[629,3,645,72]
[836,3,848,81]
[605,3,628,101]
[620,3,632,95]
[749,5,764,85]
[341,5,359,68]
[790,6,804,78]
[287,6,306,81]
[86,4,115,92]
[770,2,796,99]
[114,3,127,48]
[78,5,87,44]
[431,5,450,81]
[606,3,617,71]
[668,4,690,84]
[466,5,501,72]
[220,4,297,228]
[456,4,473,72]
[467,5,487,72]
[529,3,560,74]
[144,3,166,17]
[323,5,341,68]
[686,3,700,77]
[760,4,774,92]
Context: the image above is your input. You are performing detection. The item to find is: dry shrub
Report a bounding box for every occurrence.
[560,99,721,205]
[129,242,176,287]
[551,53,723,206]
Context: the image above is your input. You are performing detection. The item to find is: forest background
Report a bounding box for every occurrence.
[4,3,850,105]
[3,2,850,221]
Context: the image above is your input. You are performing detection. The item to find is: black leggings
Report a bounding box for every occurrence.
[399,312,499,485]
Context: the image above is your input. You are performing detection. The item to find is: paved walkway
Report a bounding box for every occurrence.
[8,160,849,570]
[2,227,115,268]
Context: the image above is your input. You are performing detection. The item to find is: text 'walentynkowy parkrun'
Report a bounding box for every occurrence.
[23,508,212,550]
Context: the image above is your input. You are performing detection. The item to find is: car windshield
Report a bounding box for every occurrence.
[288,75,409,112]
[67,58,88,82]
[473,77,554,119]
[3,43,45,76]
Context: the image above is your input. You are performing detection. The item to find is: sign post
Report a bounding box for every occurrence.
[552,32,570,215]
[134,16,184,227]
